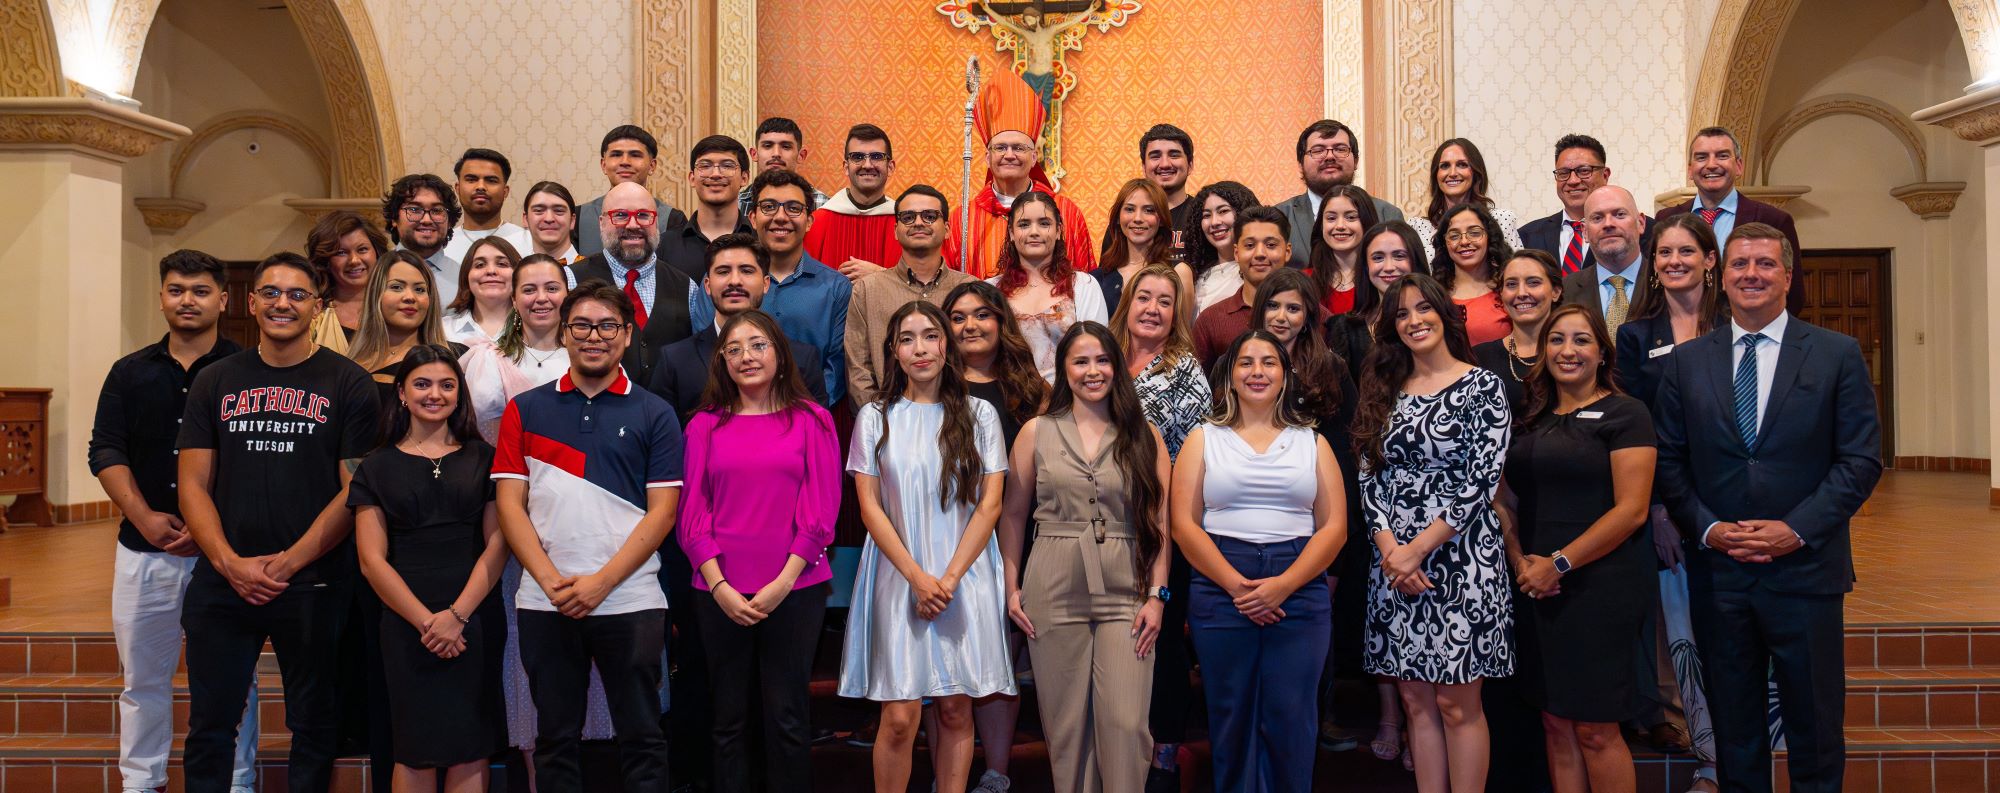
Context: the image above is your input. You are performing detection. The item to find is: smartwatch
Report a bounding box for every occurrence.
[1148,585,1173,602]
[1551,551,1573,575]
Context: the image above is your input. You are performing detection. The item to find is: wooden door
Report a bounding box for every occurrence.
[218,260,261,350]
[1797,250,1892,457]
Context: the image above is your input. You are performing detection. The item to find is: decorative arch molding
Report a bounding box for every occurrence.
[285,0,402,198]
[1943,0,2000,88]
[1760,94,1928,183]
[1687,0,1801,154]
[169,111,333,197]
[0,0,64,96]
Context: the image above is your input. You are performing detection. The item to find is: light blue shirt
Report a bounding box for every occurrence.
[1594,255,1644,319]
[1699,190,1742,244]
[605,252,658,315]
[690,252,852,404]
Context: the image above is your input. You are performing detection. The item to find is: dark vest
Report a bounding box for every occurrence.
[568,253,694,387]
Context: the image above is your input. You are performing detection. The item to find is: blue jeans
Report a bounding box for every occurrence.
[1189,535,1331,793]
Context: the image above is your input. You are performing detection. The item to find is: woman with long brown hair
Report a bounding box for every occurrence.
[1181,181,1262,314]
[1430,203,1514,346]
[680,309,840,792]
[1094,179,1194,312]
[1000,321,1171,792]
[349,249,465,407]
[1473,249,1566,414]
[840,301,1013,793]
[1407,138,1524,261]
[443,236,521,345]
[992,191,1110,381]
[1308,184,1382,316]
[1496,303,1656,793]
[1356,273,1513,793]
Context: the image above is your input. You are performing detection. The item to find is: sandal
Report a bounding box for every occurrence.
[1369,721,1400,761]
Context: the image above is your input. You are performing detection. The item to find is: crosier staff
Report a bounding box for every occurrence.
[961,56,981,274]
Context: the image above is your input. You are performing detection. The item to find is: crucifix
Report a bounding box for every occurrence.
[937,0,1142,184]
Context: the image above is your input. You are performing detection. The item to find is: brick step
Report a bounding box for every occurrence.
[0,733,373,793]
[1845,623,2000,669]
[1846,665,2000,730]
[0,673,286,739]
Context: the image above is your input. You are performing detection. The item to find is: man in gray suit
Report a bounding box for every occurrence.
[576,125,683,258]
[1276,119,1404,266]
[1561,185,1653,337]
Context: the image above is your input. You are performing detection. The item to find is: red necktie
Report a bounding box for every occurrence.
[623,269,649,330]
[1562,220,1585,274]
[1696,207,1722,224]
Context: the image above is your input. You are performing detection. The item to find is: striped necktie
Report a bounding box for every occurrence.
[1562,220,1585,274]
[1697,206,1722,225]
[1734,333,1765,447]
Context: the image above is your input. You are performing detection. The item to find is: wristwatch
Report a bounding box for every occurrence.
[1551,551,1573,575]
[1148,585,1172,602]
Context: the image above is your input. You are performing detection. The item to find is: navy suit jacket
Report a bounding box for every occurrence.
[645,326,828,425]
[1657,196,1804,313]
[1652,317,1882,595]
[1517,211,1568,259]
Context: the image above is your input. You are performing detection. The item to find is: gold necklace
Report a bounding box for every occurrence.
[1502,337,1534,382]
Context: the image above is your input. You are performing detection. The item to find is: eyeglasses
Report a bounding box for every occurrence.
[756,200,809,218]
[254,286,317,303]
[1444,228,1488,244]
[692,161,742,174]
[399,204,449,221]
[565,320,628,340]
[989,142,1036,155]
[844,152,890,164]
[604,209,659,226]
[1305,144,1354,159]
[896,209,943,226]
[722,340,773,360]
[1552,165,1605,181]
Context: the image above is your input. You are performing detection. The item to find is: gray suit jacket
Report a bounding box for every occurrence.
[574,195,684,258]
[1560,250,1654,320]
[1278,192,1405,267]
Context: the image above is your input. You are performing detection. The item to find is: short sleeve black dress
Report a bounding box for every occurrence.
[347,439,506,767]
[1471,338,1534,416]
[1502,393,1658,723]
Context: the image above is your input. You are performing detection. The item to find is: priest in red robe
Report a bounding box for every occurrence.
[806,123,902,275]
[943,65,1094,280]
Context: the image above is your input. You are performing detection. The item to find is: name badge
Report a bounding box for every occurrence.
[1648,344,1675,359]
[1577,411,1605,420]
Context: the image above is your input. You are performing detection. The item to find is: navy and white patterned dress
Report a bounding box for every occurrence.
[1132,352,1211,459]
[1361,367,1514,684]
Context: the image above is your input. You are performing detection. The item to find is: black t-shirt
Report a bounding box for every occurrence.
[178,347,380,587]
[1168,195,1197,264]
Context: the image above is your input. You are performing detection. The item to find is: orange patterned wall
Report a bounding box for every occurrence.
[757,1,1325,241]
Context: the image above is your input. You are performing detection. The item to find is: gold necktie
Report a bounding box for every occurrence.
[1606,274,1630,334]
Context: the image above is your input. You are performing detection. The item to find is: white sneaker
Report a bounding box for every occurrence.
[972,769,1011,792]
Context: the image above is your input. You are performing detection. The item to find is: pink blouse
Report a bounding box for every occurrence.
[676,403,841,592]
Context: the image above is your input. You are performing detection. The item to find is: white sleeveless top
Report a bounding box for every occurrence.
[1200,423,1318,543]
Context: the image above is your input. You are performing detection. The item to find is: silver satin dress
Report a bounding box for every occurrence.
[839,398,1017,702]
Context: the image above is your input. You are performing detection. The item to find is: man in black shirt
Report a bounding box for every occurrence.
[177,254,379,793]
[1140,123,1197,262]
[89,250,260,793]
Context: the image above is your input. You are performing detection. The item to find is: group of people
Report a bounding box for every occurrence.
[87,64,1882,793]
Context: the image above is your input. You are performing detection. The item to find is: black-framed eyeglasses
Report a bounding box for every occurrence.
[896,209,943,226]
[844,152,890,164]
[1552,165,1605,181]
[756,200,809,218]
[1304,144,1354,159]
[254,286,316,303]
[566,320,628,340]
[399,204,449,221]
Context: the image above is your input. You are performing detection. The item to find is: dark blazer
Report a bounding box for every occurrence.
[568,253,694,387]
[644,326,828,424]
[1652,317,1882,595]
[1277,192,1406,267]
[1613,312,1679,405]
[1517,210,1569,259]
[1560,251,1654,321]
[574,196,685,258]
[1657,195,1804,312]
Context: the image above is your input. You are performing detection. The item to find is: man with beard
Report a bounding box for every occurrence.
[944,66,1095,279]
[177,254,379,793]
[578,125,685,259]
[1656,127,1803,312]
[844,185,975,404]
[441,148,532,264]
[1276,119,1404,266]
[736,116,830,215]
[92,250,261,793]
[495,280,684,793]
[660,135,754,282]
[1140,123,1196,262]
[382,173,465,305]
[572,181,695,386]
[1564,185,1654,336]
[807,123,901,283]
[694,170,850,407]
